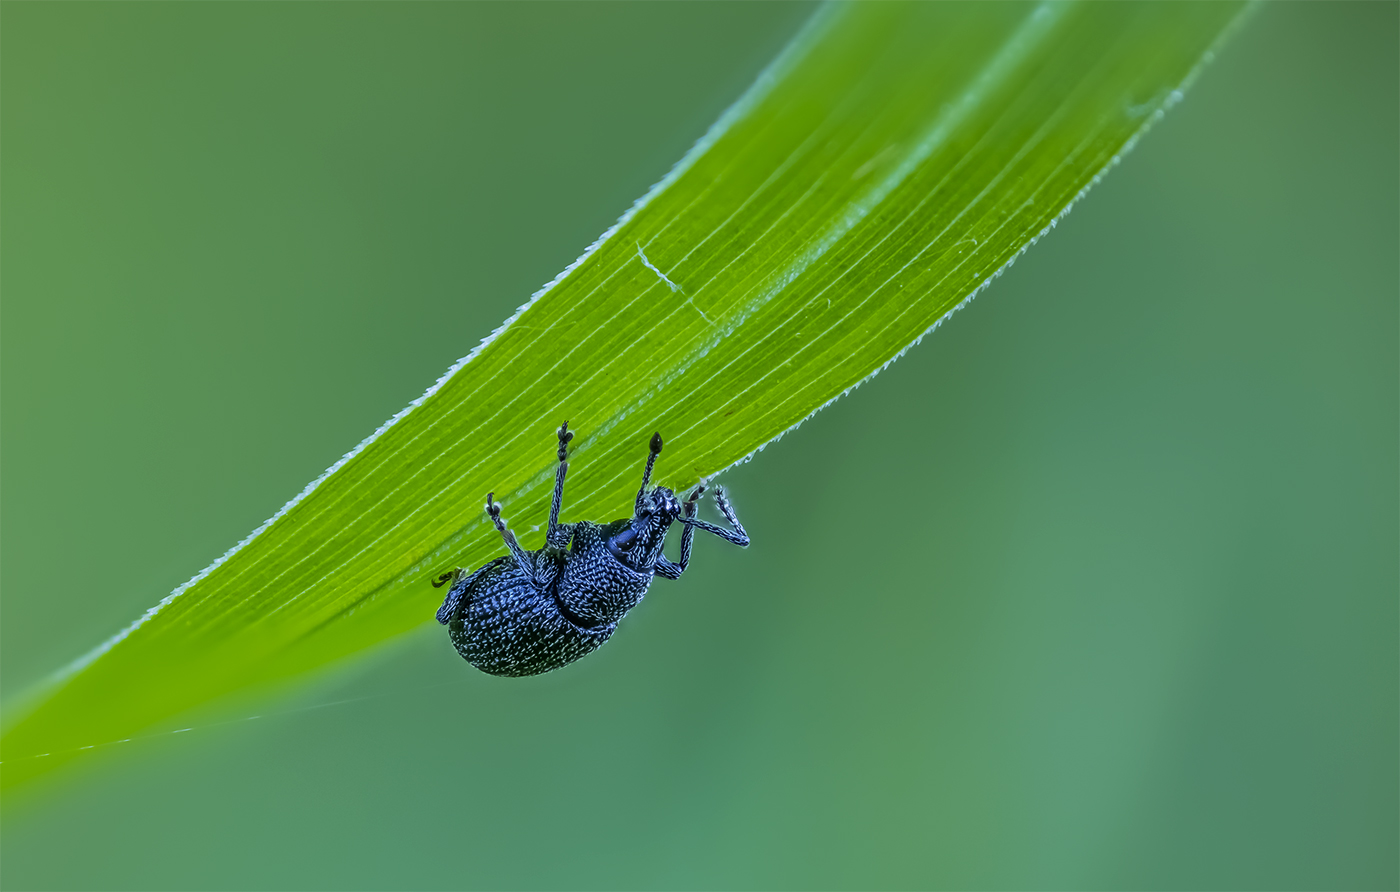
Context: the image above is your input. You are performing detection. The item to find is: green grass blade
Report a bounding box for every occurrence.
[1,0,1248,787]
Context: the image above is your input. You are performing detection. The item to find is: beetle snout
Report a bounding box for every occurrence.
[642,487,681,519]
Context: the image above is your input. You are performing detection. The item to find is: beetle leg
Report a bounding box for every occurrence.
[654,556,683,580]
[712,487,742,525]
[677,486,750,547]
[486,492,534,569]
[546,421,574,551]
[658,521,695,581]
[712,487,750,546]
[660,482,703,580]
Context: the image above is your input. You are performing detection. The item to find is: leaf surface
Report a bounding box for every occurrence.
[1,0,1248,787]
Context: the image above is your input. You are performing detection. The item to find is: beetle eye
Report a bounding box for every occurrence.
[611,527,637,550]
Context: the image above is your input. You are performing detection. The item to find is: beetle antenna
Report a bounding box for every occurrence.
[635,432,663,512]
[431,570,455,589]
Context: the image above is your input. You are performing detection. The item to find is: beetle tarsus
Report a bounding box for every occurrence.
[556,421,573,462]
[713,487,748,542]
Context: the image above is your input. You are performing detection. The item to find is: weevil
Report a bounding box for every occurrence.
[433,422,749,677]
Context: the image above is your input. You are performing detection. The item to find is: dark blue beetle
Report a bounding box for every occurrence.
[434,422,748,676]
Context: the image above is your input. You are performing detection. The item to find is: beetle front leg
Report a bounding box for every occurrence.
[654,521,694,580]
[486,493,534,569]
[656,481,706,581]
[678,485,749,547]
[546,421,574,551]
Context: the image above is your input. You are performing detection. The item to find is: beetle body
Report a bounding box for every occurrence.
[435,424,748,677]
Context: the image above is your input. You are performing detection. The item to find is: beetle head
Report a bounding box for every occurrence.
[638,485,682,521]
[605,485,681,569]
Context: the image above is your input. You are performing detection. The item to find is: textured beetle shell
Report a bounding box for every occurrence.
[557,521,652,626]
[444,521,652,677]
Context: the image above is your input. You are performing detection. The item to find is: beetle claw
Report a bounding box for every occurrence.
[431,570,457,589]
[686,478,709,503]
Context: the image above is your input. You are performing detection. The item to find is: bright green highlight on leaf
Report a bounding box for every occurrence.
[2,0,1248,787]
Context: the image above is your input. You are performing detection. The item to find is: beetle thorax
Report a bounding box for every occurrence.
[601,486,679,570]
[559,522,654,627]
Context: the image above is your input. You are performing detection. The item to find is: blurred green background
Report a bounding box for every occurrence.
[2,2,1395,889]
